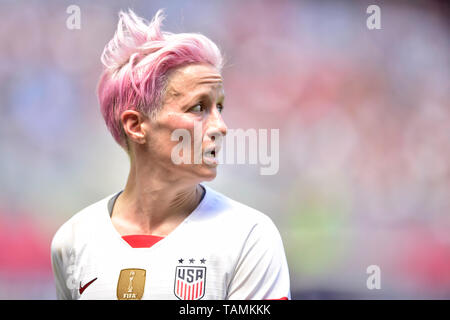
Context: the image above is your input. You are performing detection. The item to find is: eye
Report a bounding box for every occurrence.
[189,104,205,113]
[217,103,224,113]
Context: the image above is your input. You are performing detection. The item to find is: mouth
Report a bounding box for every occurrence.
[204,150,215,158]
[203,145,220,165]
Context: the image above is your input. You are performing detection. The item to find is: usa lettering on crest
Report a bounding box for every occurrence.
[174,266,206,300]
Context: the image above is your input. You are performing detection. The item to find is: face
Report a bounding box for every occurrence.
[133,63,228,182]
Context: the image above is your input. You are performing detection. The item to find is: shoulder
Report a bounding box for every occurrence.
[50,192,117,254]
[198,185,281,239]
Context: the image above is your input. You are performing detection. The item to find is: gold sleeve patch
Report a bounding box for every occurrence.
[117,268,146,300]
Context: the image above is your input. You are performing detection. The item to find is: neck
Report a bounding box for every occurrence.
[111,159,204,236]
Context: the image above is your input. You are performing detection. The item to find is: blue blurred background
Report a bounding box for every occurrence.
[0,0,449,299]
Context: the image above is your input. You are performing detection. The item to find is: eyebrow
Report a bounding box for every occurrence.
[191,90,225,104]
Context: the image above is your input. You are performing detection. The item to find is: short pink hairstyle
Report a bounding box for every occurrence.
[97,9,223,151]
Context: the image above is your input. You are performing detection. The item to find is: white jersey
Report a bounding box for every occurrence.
[51,184,291,300]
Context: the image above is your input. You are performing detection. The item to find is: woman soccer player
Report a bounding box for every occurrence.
[51,9,290,300]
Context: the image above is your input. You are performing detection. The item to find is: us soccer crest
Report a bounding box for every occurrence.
[174,265,206,300]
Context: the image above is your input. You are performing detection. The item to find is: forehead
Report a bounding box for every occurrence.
[165,64,224,99]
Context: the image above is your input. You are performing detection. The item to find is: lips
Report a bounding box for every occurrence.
[202,145,220,166]
[203,145,220,158]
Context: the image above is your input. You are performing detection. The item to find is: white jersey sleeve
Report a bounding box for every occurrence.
[51,225,72,300]
[226,215,291,300]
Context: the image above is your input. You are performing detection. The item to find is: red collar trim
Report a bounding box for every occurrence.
[122,235,164,248]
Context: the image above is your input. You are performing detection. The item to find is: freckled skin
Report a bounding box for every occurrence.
[143,63,228,182]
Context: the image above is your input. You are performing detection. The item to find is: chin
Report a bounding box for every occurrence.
[174,162,218,183]
[196,165,218,181]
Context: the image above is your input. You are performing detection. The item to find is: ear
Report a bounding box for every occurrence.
[121,110,147,145]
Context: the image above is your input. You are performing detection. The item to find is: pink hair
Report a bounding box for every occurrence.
[97,9,223,151]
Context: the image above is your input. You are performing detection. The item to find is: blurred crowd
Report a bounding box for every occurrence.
[0,0,449,299]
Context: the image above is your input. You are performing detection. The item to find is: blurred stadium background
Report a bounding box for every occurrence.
[0,0,449,299]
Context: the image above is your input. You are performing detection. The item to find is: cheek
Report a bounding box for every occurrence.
[165,113,197,131]
[151,113,201,156]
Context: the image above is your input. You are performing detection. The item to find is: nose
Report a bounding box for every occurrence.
[205,105,227,140]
